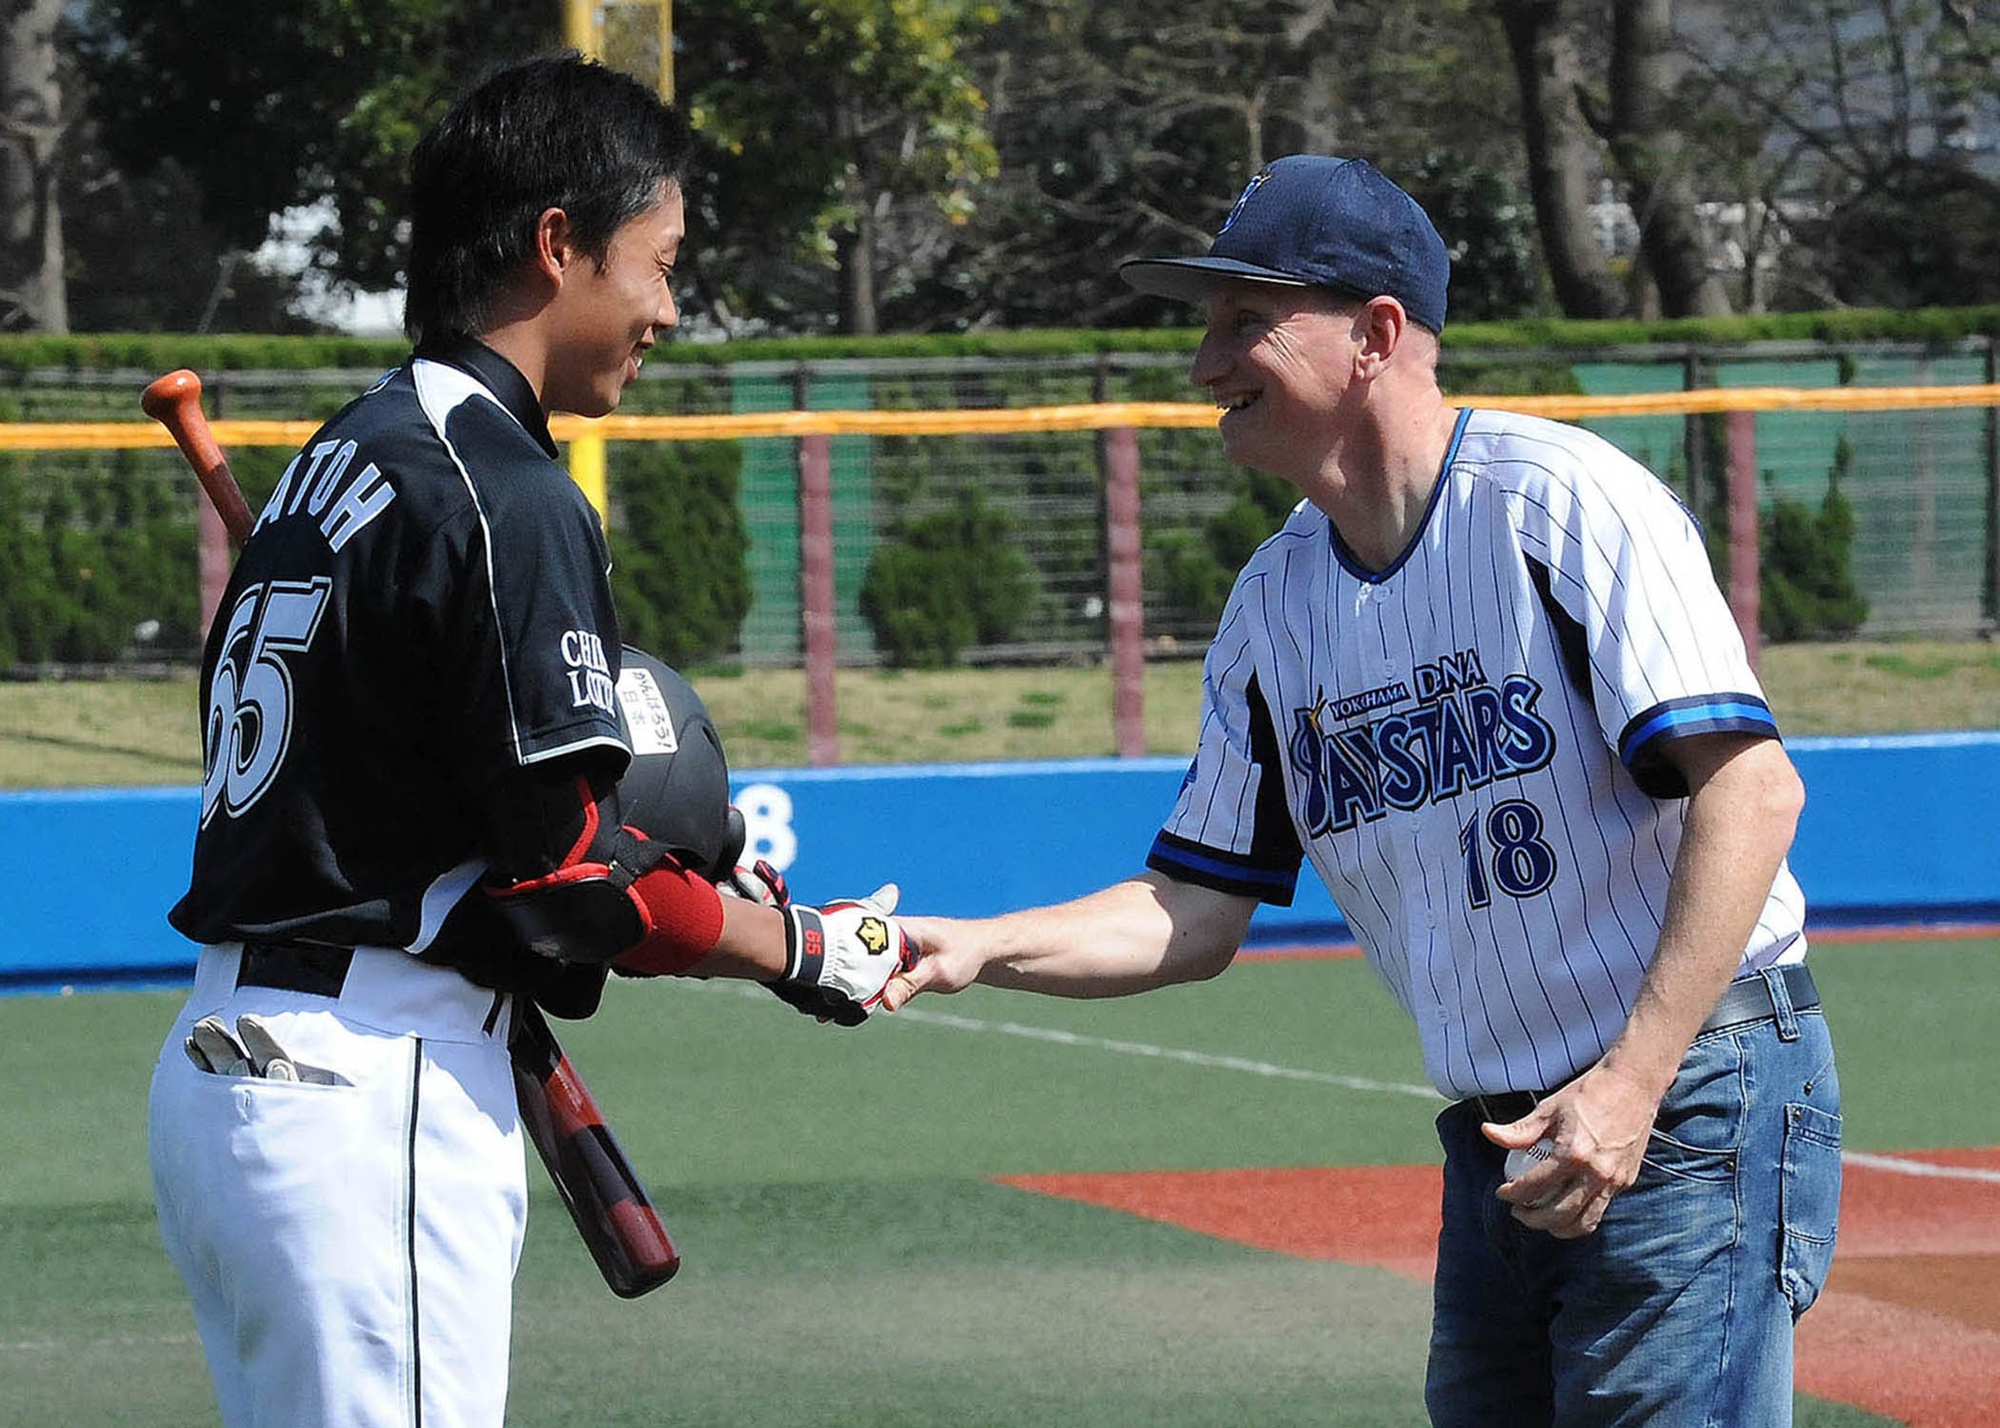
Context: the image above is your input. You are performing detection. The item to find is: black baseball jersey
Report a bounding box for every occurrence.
[170,339,632,978]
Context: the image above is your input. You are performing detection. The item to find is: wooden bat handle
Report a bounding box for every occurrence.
[142,369,256,548]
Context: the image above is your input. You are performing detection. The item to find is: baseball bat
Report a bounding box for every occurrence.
[139,371,257,549]
[143,368,681,1297]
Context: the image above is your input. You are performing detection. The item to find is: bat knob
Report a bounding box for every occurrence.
[142,369,203,421]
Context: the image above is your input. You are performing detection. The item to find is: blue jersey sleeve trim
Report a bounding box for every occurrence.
[1618,693,1780,797]
[1147,830,1299,906]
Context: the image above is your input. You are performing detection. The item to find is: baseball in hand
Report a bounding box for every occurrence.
[1504,1138,1556,1181]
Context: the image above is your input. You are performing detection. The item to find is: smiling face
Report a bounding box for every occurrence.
[1189,280,1366,479]
[541,181,685,418]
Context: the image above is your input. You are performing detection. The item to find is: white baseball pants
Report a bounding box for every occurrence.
[148,946,526,1428]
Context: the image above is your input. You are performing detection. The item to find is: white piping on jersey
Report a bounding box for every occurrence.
[413,358,534,769]
[408,855,488,953]
[520,733,629,767]
[411,359,629,772]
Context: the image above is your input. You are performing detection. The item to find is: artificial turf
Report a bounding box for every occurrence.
[4,941,1976,1426]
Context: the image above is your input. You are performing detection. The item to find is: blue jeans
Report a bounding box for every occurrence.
[1424,971,1841,1427]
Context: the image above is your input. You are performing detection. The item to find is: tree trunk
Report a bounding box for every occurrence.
[1605,0,1731,317]
[1493,0,1626,318]
[833,94,879,337]
[837,200,879,337]
[0,0,68,333]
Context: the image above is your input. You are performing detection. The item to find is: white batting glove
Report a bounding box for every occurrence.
[720,858,791,911]
[773,884,917,1025]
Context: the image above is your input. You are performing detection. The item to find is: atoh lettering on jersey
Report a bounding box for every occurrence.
[254,439,397,552]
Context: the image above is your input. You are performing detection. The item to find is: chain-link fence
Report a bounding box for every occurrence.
[1567,345,1997,637]
[1,342,1995,675]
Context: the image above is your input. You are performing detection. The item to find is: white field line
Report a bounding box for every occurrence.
[689,977,1440,1100]
[692,983,2000,1182]
[1841,1149,2000,1185]
[888,1004,1444,1100]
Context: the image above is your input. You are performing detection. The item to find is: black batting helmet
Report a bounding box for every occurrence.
[613,646,742,880]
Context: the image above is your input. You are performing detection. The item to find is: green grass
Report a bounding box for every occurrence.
[5,637,1996,787]
[1,941,1984,1426]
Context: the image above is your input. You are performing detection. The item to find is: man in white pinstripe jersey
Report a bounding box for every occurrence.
[885,156,1841,1425]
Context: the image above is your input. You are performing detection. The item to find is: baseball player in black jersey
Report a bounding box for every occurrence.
[148,57,910,1428]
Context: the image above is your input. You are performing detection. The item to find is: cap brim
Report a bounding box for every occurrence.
[1118,256,1312,304]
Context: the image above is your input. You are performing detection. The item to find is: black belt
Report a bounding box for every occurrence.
[1468,963,1820,1124]
[236,941,355,998]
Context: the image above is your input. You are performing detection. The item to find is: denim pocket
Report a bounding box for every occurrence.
[1779,1101,1843,1315]
[1640,1034,1746,1183]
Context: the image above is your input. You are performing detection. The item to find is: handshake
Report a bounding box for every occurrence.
[719,861,918,1026]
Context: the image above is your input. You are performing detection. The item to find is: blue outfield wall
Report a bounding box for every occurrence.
[3,732,1996,993]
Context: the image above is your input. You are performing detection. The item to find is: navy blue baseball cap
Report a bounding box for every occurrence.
[1119,155,1451,332]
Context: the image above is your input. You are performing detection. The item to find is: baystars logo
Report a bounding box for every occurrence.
[561,629,617,715]
[1288,650,1558,836]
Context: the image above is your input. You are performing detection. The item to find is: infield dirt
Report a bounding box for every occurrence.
[1005,1150,2000,1428]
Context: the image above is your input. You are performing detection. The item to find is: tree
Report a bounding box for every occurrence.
[1494,0,1627,317]
[676,0,998,335]
[909,0,1537,331]
[66,0,998,337]
[1682,0,2000,310]
[1,0,69,331]
[1490,0,1737,318]
[1597,0,1733,315]
[71,0,555,302]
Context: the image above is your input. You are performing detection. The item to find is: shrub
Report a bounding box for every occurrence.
[609,439,752,666]
[0,453,199,667]
[1148,467,1299,633]
[860,491,1033,667]
[1760,438,1869,642]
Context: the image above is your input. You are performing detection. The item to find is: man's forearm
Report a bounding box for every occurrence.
[952,874,1255,998]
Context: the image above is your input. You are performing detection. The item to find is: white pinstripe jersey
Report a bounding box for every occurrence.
[1149,407,1808,1100]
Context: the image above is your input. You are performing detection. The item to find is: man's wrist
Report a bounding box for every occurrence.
[1594,1037,1682,1104]
[777,904,827,986]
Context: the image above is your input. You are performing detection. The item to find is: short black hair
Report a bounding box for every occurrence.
[405,53,693,346]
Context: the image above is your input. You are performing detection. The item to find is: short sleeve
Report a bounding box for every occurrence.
[1515,451,1778,798]
[416,396,630,773]
[1146,582,1304,904]
[480,483,628,766]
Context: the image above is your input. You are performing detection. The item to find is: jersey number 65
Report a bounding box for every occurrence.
[200,577,332,827]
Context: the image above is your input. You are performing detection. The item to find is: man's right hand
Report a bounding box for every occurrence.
[876,916,980,1011]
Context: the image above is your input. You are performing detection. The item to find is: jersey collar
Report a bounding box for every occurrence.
[413,336,559,459]
[1328,405,1473,583]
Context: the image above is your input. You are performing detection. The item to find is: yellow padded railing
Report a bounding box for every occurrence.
[0,384,1997,452]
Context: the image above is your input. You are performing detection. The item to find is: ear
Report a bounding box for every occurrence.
[1352,297,1408,379]
[530,207,578,287]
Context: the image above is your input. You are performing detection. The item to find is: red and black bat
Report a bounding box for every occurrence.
[143,368,681,1297]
